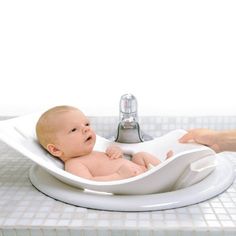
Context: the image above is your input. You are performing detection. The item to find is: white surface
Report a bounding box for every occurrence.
[29,157,234,211]
[0,114,217,194]
[1,150,236,235]
[0,1,236,116]
[1,115,236,235]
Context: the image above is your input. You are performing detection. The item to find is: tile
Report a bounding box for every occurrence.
[29,229,43,236]
[15,230,30,236]
[70,229,83,236]
[2,229,16,236]
[41,229,57,236]
[111,231,126,236]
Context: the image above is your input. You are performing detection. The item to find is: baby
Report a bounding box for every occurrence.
[36,106,172,181]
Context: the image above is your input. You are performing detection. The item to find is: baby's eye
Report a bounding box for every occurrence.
[85,123,90,126]
[71,128,77,132]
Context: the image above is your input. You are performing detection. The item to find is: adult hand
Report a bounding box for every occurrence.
[179,128,221,152]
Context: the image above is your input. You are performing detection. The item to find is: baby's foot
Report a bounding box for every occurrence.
[147,163,155,170]
[166,150,173,159]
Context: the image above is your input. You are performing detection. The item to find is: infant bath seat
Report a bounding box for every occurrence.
[0,113,234,211]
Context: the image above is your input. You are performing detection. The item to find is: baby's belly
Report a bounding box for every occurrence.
[92,158,131,176]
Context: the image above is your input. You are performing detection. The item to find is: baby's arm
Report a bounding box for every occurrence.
[65,162,94,179]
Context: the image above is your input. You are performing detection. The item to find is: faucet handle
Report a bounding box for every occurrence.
[119,94,138,122]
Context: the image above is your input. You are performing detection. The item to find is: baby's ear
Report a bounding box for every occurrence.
[47,144,62,158]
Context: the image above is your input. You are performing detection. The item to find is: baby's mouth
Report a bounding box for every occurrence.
[85,135,92,142]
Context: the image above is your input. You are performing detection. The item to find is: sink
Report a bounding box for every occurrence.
[0,113,234,211]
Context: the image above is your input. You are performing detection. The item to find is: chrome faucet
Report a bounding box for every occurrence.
[115,94,153,143]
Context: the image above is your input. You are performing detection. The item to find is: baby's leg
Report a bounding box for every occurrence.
[166,150,173,159]
[132,152,161,169]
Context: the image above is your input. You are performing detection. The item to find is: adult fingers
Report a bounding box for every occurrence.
[179,131,194,143]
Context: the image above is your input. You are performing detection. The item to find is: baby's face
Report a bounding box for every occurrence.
[51,109,96,160]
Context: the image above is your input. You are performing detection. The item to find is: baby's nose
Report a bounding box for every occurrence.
[82,125,90,133]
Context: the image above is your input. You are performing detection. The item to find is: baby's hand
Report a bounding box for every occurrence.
[106,145,123,159]
[117,163,144,179]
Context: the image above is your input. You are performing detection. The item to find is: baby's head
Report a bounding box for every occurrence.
[36,105,96,162]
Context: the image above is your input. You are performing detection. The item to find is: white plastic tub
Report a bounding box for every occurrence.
[0,113,216,195]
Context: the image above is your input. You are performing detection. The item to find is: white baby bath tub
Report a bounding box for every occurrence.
[0,113,234,211]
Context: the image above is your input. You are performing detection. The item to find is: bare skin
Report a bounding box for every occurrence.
[36,106,173,181]
[179,128,236,153]
[65,150,161,181]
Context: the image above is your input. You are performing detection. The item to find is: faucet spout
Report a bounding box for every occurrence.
[119,93,138,126]
[115,94,153,143]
